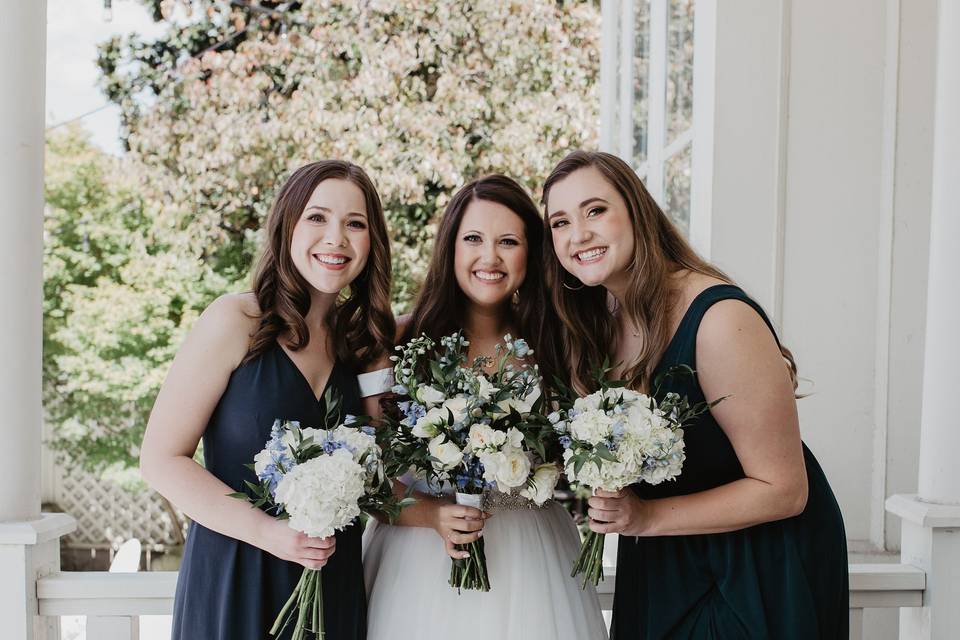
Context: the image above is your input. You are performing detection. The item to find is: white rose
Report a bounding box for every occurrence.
[496,395,534,415]
[468,423,507,452]
[478,450,505,483]
[428,435,464,471]
[494,447,531,488]
[412,407,447,438]
[522,385,541,408]
[441,396,469,424]
[477,375,498,401]
[417,385,446,407]
[520,464,560,505]
[505,427,524,449]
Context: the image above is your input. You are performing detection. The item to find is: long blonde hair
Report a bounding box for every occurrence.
[541,150,798,394]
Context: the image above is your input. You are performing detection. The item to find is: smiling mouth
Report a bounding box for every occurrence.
[574,247,607,264]
[473,270,506,283]
[313,253,351,269]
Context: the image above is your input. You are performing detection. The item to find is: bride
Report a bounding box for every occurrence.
[360,175,607,639]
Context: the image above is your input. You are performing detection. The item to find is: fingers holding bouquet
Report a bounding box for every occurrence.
[586,488,648,536]
[258,517,338,569]
[433,502,490,558]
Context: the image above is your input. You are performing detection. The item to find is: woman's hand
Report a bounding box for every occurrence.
[256,517,337,569]
[587,488,652,537]
[430,500,490,559]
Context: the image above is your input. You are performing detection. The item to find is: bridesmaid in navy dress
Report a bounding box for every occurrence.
[542,151,848,639]
[140,160,395,639]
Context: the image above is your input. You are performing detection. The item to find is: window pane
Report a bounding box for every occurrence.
[632,0,650,168]
[664,142,692,234]
[666,0,694,143]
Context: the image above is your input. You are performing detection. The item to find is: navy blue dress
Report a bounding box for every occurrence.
[610,285,848,639]
[171,343,367,640]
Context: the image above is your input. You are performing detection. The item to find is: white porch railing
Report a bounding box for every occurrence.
[37,563,924,640]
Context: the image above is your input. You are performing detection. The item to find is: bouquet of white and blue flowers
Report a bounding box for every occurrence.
[553,363,722,588]
[385,331,560,592]
[232,391,405,640]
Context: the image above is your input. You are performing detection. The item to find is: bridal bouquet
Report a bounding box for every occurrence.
[554,364,722,588]
[386,331,560,592]
[231,391,404,640]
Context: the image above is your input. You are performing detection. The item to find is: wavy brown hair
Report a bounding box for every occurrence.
[541,150,798,394]
[245,160,395,369]
[403,175,562,388]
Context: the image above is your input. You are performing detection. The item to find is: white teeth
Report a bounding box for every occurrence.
[576,247,607,261]
[316,255,347,265]
[474,271,505,281]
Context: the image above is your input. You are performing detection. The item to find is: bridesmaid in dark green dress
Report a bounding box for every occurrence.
[140,160,395,639]
[542,151,848,639]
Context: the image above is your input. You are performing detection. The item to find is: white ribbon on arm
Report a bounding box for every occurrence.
[357,367,394,398]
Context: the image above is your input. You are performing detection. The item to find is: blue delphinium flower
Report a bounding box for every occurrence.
[511,338,531,358]
[559,436,572,449]
[397,400,427,427]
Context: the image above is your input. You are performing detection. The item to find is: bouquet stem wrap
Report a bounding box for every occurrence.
[449,492,490,592]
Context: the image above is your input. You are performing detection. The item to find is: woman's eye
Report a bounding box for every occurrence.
[347,220,367,230]
[463,234,482,243]
[500,238,520,246]
[550,219,568,229]
[587,206,606,217]
[307,213,325,223]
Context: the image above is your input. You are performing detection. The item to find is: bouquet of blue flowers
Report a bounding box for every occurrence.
[553,363,724,588]
[231,390,406,639]
[384,332,560,592]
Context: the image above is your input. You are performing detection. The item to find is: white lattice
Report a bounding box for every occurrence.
[53,464,185,549]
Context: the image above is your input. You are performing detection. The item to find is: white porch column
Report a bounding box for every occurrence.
[0,0,44,526]
[689,0,789,318]
[0,1,75,638]
[886,0,960,637]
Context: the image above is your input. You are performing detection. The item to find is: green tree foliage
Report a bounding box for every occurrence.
[47,0,600,473]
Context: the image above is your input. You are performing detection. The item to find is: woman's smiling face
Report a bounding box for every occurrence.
[453,198,528,310]
[289,178,371,295]
[546,165,635,291]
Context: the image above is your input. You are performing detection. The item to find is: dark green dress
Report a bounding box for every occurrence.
[610,285,848,639]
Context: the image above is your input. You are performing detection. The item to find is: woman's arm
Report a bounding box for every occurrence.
[588,299,808,537]
[140,294,336,569]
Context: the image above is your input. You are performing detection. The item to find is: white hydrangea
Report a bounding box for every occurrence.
[274,449,366,539]
[568,408,614,445]
[329,425,377,462]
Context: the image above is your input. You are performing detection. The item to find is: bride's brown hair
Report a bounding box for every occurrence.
[541,150,798,394]
[245,160,395,368]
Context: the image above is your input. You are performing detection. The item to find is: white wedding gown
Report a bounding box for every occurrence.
[362,480,608,640]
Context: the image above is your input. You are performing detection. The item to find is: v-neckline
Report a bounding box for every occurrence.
[277,344,338,404]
